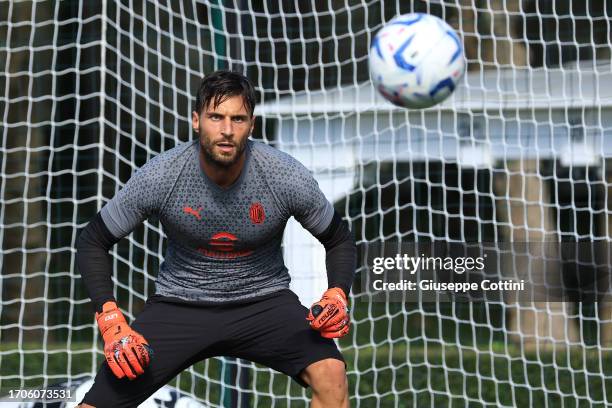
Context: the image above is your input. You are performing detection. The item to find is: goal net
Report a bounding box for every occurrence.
[1,1,611,407]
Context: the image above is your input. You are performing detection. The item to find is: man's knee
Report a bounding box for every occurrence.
[301,358,348,394]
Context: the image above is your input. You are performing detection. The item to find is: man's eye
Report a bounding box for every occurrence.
[233,117,245,123]
[210,115,221,120]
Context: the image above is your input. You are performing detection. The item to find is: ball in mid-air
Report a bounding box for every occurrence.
[369,13,465,109]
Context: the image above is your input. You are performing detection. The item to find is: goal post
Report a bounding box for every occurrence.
[1,1,611,407]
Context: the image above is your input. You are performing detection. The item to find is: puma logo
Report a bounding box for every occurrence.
[183,206,203,220]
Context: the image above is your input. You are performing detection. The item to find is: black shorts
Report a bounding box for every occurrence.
[81,289,344,407]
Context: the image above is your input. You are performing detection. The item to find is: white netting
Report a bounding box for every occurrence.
[1,1,611,407]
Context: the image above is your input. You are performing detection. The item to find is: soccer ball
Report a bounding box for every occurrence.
[369,13,465,109]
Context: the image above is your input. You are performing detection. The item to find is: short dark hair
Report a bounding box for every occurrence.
[193,70,256,117]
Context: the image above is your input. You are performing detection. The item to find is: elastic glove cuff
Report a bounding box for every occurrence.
[95,301,129,340]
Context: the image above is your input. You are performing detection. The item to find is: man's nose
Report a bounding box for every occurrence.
[220,118,234,136]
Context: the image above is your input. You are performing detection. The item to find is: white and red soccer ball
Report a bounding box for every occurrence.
[369,13,465,109]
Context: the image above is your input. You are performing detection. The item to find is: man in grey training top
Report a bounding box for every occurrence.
[76,70,356,407]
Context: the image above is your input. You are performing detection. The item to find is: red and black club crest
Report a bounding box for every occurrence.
[249,202,265,224]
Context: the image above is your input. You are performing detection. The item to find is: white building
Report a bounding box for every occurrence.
[256,65,612,305]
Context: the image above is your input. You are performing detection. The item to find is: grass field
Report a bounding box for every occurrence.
[1,342,610,407]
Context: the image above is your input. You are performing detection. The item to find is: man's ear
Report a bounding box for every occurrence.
[191,111,199,132]
[250,115,256,135]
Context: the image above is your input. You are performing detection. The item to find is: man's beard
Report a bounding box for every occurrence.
[199,133,247,168]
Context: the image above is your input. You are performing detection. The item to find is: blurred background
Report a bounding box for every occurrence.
[1,1,611,407]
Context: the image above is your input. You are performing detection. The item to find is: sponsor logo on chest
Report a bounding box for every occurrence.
[182,202,267,259]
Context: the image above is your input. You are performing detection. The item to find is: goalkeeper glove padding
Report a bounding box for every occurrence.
[96,301,152,380]
[306,287,350,339]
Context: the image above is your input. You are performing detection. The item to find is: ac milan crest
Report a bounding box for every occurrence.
[249,202,265,224]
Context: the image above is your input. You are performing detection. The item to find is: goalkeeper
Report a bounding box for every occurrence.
[76,70,355,408]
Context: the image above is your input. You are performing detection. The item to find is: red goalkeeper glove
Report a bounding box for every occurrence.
[96,301,152,380]
[306,287,350,339]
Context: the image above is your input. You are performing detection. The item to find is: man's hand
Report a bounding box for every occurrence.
[306,287,350,339]
[96,301,152,380]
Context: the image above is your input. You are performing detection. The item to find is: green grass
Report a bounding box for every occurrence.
[1,342,611,407]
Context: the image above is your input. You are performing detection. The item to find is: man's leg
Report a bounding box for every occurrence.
[301,358,349,408]
[221,290,349,406]
[79,297,221,408]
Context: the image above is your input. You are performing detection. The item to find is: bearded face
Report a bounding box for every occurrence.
[192,95,254,167]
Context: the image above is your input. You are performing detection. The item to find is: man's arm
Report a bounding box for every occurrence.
[315,210,357,297]
[305,211,356,338]
[76,212,153,380]
[280,156,356,337]
[77,151,169,310]
[282,159,356,295]
[75,212,154,380]
[76,212,120,312]
[76,155,168,379]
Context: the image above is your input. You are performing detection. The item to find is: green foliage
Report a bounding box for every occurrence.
[1,342,610,407]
